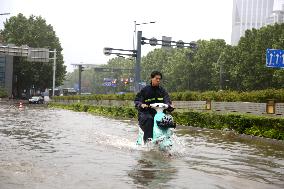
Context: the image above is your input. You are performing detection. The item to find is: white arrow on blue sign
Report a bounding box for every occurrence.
[266,49,284,68]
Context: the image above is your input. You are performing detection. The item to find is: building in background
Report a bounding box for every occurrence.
[0,55,13,97]
[231,0,284,45]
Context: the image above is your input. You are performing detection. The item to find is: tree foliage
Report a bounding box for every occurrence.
[232,23,284,90]
[0,13,66,96]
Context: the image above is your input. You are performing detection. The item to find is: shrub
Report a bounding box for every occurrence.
[0,88,8,98]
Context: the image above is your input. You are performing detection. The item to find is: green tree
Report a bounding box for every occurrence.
[141,40,228,92]
[165,48,195,92]
[0,13,66,96]
[190,39,228,91]
[233,23,284,90]
[141,48,176,90]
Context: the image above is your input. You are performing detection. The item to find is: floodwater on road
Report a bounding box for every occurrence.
[0,104,283,189]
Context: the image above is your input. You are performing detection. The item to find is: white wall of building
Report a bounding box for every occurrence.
[231,0,284,45]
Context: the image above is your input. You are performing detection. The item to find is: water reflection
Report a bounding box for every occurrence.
[128,151,177,188]
[178,128,284,188]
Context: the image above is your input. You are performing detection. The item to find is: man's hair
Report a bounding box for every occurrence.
[150,71,162,79]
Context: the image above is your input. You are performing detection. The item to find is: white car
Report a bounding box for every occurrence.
[29,96,44,104]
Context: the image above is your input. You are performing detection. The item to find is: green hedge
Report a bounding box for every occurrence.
[52,89,284,103]
[49,103,284,140]
[0,88,8,98]
[172,111,284,140]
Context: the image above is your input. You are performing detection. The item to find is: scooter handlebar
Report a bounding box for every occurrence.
[149,103,169,109]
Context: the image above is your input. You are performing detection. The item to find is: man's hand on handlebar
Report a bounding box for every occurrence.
[167,104,175,112]
[140,104,149,109]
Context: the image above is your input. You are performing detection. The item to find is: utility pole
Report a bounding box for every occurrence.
[217,52,225,91]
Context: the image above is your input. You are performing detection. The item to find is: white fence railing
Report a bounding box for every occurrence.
[53,99,284,116]
[172,101,284,116]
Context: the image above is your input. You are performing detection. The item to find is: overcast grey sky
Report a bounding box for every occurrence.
[0,0,233,72]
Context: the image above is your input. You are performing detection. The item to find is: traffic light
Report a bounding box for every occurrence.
[124,78,129,85]
[112,79,117,84]
[79,65,85,72]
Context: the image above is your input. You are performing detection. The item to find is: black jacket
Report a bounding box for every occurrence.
[134,84,172,115]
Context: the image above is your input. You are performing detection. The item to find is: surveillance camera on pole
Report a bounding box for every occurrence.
[0,13,10,16]
[149,38,158,46]
[189,41,198,50]
[176,40,185,48]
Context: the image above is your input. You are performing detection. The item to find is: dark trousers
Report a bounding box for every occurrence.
[138,112,154,142]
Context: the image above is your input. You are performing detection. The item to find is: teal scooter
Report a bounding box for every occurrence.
[136,103,176,150]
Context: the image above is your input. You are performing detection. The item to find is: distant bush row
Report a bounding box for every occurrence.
[53,89,284,102]
[49,103,284,140]
[171,89,284,102]
[0,88,8,98]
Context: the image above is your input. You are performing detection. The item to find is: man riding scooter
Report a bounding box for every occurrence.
[134,71,174,143]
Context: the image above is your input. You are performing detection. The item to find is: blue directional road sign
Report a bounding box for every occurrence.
[102,82,116,87]
[266,49,284,68]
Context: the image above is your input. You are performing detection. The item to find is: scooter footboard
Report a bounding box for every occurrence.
[153,112,173,149]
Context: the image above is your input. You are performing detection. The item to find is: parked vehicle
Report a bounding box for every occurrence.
[29,96,44,104]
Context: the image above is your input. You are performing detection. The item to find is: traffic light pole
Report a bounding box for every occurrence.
[135,31,142,93]
[104,30,197,93]
[78,65,82,95]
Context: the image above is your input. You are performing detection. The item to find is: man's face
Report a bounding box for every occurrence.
[151,75,161,86]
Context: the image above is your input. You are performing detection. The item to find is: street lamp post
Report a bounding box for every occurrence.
[133,21,156,50]
[217,51,225,91]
